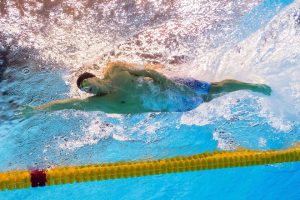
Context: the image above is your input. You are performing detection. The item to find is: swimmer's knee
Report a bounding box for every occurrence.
[209,83,223,94]
[217,79,239,85]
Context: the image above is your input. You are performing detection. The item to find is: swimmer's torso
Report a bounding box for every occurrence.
[87,69,205,113]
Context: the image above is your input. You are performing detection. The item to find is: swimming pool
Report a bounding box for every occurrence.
[1,0,300,199]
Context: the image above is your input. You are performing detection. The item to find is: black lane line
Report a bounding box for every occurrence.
[0,48,8,83]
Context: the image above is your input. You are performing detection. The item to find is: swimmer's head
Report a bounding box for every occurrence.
[77,72,110,96]
[77,72,97,93]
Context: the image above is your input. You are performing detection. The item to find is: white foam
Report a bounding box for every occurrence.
[213,131,238,151]
[59,117,113,150]
[181,1,300,133]
[258,137,267,147]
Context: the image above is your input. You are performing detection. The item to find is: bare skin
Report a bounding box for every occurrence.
[22,62,272,115]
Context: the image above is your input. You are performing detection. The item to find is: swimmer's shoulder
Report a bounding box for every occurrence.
[105,62,146,78]
[105,62,132,75]
[107,61,137,69]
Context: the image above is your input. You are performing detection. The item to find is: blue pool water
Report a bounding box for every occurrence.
[1,0,300,199]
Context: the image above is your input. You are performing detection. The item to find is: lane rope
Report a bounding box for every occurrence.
[1,144,300,191]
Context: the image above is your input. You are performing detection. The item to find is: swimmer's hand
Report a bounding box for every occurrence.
[16,105,37,119]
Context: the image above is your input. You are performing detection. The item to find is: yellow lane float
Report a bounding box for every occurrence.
[1,145,300,191]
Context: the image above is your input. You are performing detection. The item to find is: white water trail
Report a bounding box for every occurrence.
[182,1,300,133]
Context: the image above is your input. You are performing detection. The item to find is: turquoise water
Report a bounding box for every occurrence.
[1,0,300,199]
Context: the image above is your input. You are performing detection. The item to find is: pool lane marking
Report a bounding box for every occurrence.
[30,170,46,187]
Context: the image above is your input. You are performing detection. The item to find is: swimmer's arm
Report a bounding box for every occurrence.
[18,99,84,119]
[20,98,109,118]
[33,97,107,112]
[105,62,169,83]
[33,98,84,112]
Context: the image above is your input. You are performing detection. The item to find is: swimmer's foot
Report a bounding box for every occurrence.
[251,84,272,96]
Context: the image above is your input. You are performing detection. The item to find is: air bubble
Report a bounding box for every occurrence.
[22,67,30,74]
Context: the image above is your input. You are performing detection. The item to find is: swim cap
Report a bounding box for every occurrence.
[77,72,96,88]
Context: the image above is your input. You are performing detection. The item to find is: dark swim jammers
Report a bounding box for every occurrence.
[172,78,211,111]
[173,77,211,95]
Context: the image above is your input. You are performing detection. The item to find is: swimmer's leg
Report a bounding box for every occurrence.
[204,79,272,102]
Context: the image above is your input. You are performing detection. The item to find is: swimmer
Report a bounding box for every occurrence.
[24,62,271,115]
